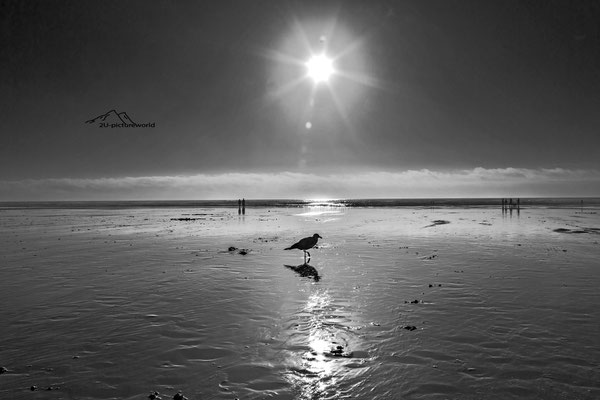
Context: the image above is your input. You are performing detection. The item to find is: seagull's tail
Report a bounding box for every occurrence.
[284,246,293,250]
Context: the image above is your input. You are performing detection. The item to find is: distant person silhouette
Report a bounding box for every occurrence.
[242,198,246,215]
[238,199,241,215]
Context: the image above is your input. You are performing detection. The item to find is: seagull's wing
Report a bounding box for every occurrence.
[284,239,302,250]
[298,236,318,250]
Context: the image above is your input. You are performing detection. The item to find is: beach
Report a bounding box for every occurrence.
[0,201,599,399]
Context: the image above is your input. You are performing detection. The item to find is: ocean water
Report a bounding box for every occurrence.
[0,200,599,399]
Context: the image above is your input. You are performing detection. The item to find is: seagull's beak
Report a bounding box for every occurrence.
[318,235,322,239]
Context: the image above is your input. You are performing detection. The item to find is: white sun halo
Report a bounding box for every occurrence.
[306,54,334,84]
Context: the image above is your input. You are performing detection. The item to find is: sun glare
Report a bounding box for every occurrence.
[306,54,334,84]
[267,19,380,135]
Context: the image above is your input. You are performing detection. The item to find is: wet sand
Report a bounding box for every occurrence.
[0,204,599,399]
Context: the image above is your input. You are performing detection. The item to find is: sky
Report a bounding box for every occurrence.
[1,0,599,200]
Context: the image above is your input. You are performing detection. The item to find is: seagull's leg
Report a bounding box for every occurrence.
[303,250,307,265]
[306,251,311,264]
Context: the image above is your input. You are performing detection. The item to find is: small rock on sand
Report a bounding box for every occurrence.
[173,391,188,400]
[327,345,352,358]
[227,246,250,255]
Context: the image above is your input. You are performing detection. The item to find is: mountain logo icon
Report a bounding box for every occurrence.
[86,109,137,125]
[85,110,155,128]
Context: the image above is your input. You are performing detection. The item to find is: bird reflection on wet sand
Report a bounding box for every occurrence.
[284,263,321,281]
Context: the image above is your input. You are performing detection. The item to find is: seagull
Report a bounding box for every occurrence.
[285,233,322,264]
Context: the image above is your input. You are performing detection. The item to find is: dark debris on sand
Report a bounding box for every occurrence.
[148,390,188,400]
[227,246,250,255]
[30,385,61,392]
[554,227,600,234]
[327,345,352,358]
[173,391,188,400]
[253,236,279,243]
[424,220,450,228]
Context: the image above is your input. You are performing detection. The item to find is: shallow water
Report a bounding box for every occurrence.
[1,205,599,399]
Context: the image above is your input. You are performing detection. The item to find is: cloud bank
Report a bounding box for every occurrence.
[1,168,599,201]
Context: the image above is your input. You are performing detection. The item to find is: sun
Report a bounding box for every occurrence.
[305,53,334,84]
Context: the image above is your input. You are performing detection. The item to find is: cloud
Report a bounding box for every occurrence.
[1,168,599,201]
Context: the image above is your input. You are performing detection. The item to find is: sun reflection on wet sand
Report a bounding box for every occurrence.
[284,288,367,399]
